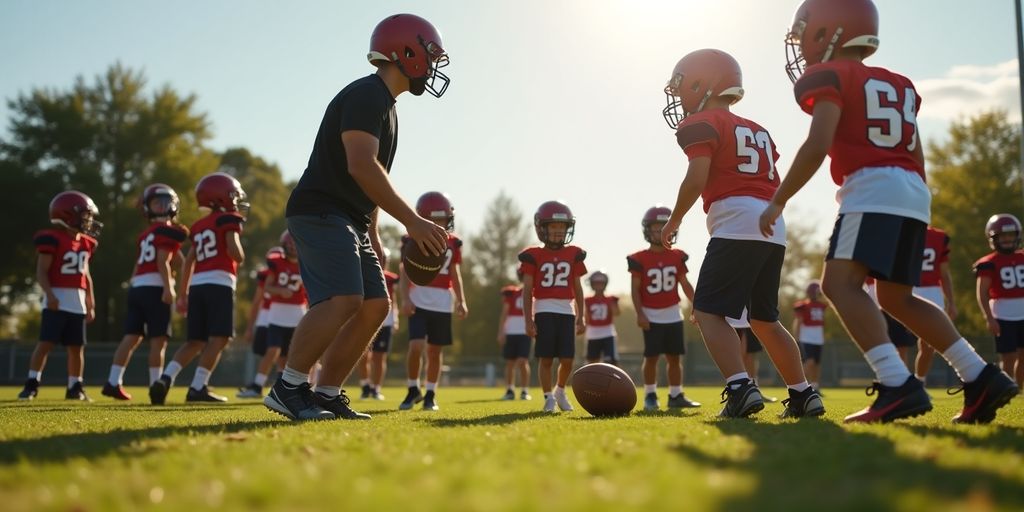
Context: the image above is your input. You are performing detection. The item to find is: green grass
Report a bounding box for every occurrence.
[0,386,1022,512]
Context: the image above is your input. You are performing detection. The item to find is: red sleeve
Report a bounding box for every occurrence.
[794,65,843,114]
[574,248,588,277]
[33,231,59,254]
[518,250,537,276]
[626,255,643,275]
[974,257,995,278]
[676,119,719,160]
[153,225,187,251]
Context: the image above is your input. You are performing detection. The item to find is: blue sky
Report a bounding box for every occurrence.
[2,0,1020,295]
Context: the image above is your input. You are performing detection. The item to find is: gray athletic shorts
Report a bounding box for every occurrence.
[287,214,387,306]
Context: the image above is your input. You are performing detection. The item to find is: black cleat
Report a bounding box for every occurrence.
[780,387,825,419]
[264,380,334,421]
[718,379,764,418]
[235,384,263,399]
[18,378,39,401]
[186,385,228,403]
[667,392,701,408]
[423,390,439,411]
[502,389,515,401]
[399,386,423,411]
[951,363,1019,424]
[314,390,371,420]
[360,383,373,400]
[101,382,132,400]
[149,375,171,405]
[65,381,91,402]
[844,376,932,423]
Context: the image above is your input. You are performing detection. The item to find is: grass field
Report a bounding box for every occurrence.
[0,386,1022,512]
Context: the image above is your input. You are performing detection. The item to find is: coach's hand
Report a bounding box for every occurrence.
[407,216,448,257]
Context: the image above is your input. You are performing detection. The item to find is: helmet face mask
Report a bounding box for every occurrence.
[416,191,455,232]
[368,14,450,98]
[662,49,744,129]
[141,184,180,220]
[196,173,249,216]
[588,272,608,292]
[50,191,103,238]
[642,206,675,245]
[988,214,1023,254]
[784,0,880,83]
[534,201,575,248]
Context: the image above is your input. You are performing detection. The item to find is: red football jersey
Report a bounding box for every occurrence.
[266,257,307,306]
[518,245,587,300]
[402,234,462,289]
[189,212,244,275]
[256,267,272,310]
[794,299,828,327]
[675,108,780,213]
[975,251,1024,299]
[627,248,689,309]
[794,60,923,185]
[34,229,97,289]
[919,227,950,287]
[132,222,188,277]
[585,295,618,327]
[501,285,525,316]
[384,270,400,299]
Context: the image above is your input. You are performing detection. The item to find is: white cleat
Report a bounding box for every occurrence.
[543,396,557,412]
[555,391,574,412]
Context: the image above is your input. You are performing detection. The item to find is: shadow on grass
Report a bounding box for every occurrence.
[0,420,288,466]
[672,417,1023,511]
[898,423,1024,453]
[415,411,551,428]
[453,398,516,404]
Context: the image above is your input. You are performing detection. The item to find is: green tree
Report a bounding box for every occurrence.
[928,109,1023,337]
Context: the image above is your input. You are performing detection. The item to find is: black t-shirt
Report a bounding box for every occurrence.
[286,74,398,232]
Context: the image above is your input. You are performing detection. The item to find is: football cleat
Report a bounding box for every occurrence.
[236,384,263,399]
[554,390,574,412]
[502,389,515,401]
[264,380,334,421]
[186,386,228,403]
[360,383,373,400]
[149,375,171,405]
[101,382,132,400]
[844,376,932,423]
[520,390,532,401]
[371,389,386,400]
[780,387,825,419]
[398,386,423,410]
[18,378,39,401]
[644,392,660,411]
[65,381,91,402]
[314,390,371,420]
[950,363,1019,424]
[543,395,557,413]
[667,393,701,408]
[423,390,439,411]
[718,379,764,418]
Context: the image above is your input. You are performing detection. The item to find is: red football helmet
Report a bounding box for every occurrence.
[785,0,880,83]
[806,280,822,299]
[663,49,744,128]
[195,172,249,215]
[265,246,285,260]
[588,271,609,287]
[140,183,180,220]
[642,206,676,244]
[534,200,575,247]
[367,14,450,98]
[50,191,102,238]
[416,191,455,232]
[987,214,1022,253]
[279,230,297,258]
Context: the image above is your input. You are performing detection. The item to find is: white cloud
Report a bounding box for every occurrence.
[917,59,1021,121]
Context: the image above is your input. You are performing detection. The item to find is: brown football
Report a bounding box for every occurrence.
[402,240,445,286]
[571,363,637,417]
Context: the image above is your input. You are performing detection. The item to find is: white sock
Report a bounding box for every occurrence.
[644,384,657,393]
[109,365,125,386]
[190,367,211,390]
[915,375,926,383]
[554,386,565,395]
[669,385,682,397]
[425,382,437,391]
[149,367,161,385]
[28,370,40,380]
[254,373,268,387]
[864,344,911,387]
[941,338,986,383]
[787,381,810,392]
[726,372,750,388]
[407,379,420,388]
[68,376,81,387]
[359,378,370,386]
[314,385,340,397]
[281,366,309,387]
[375,384,382,392]
[164,361,183,382]
[507,385,515,391]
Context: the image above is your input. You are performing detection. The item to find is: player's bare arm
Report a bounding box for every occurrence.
[497,301,509,345]
[977,275,1000,336]
[226,231,244,263]
[176,248,196,315]
[157,247,175,305]
[523,274,536,338]
[452,263,467,319]
[398,263,415,316]
[663,156,710,248]
[573,276,586,335]
[84,269,95,323]
[940,260,957,320]
[36,253,57,310]
[243,280,264,344]
[342,130,447,257]
[631,274,649,330]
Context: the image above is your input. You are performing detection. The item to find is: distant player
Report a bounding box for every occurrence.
[149,172,247,404]
[19,191,101,401]
[498,268,532,400]
[356,247,400,400]
[793,281,828,392]
[975,214,1024,387]
[399,192,467,411]
[913,226,956,383]
[628,206,699,411]
[103,184,187,400]
[520,201,587,413]
[237,247,284,398]
[662,49,823,419]
[584,271,620,365]
[761,0,1016,422]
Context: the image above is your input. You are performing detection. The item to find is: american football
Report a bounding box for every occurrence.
[571,363,637,417]
[402,239,446,286]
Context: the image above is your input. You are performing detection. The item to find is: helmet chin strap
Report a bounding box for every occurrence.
[409,76,427,96]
